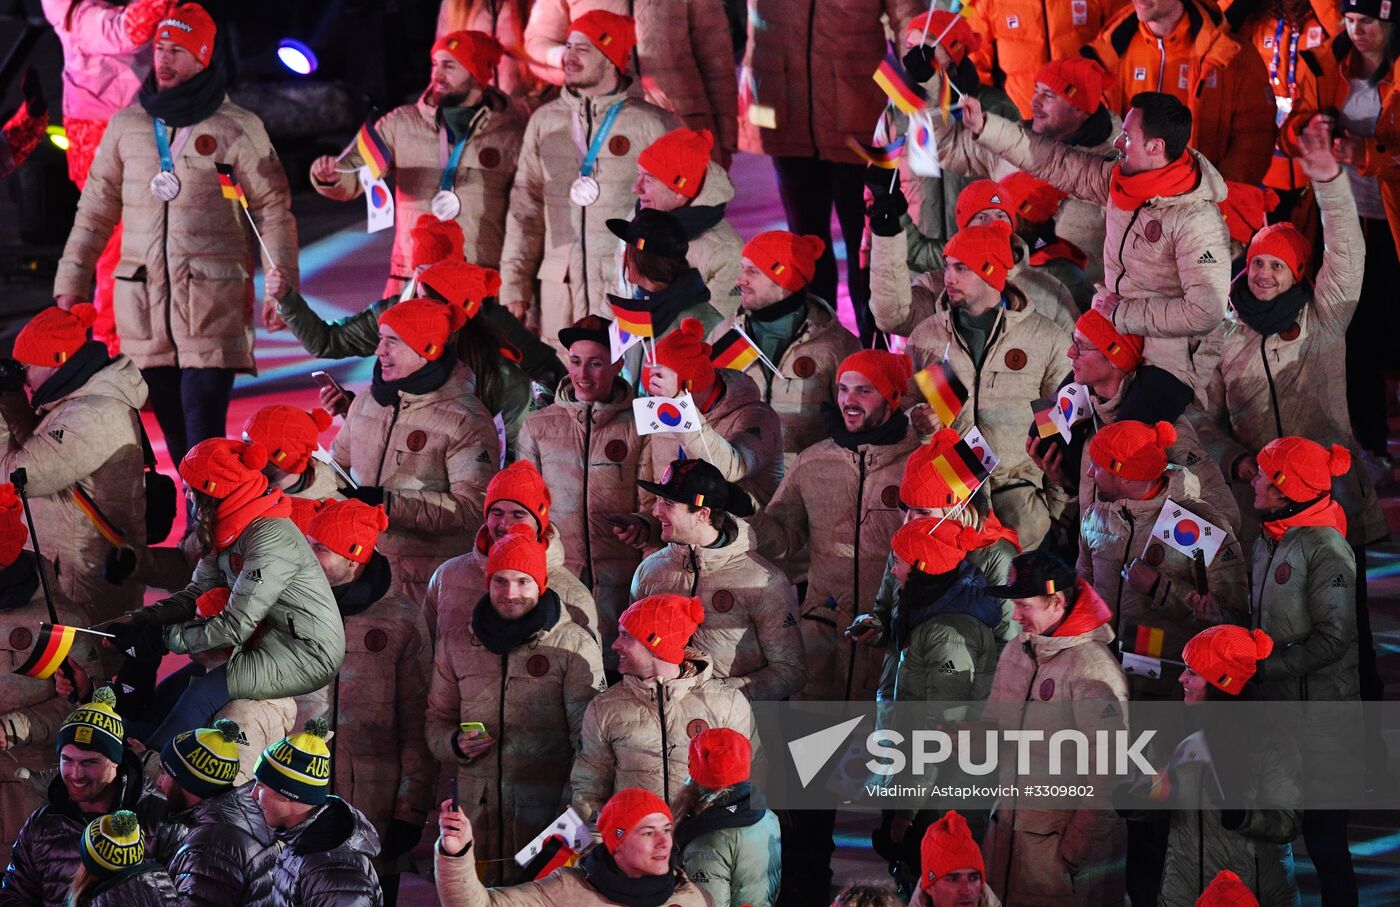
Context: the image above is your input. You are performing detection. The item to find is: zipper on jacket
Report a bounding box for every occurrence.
[805,0,818,152]
[1258,337,1285,439]
[581,405,595,587]
[1002,643,1043,902]
[496,654,507,885]
[845,450,868,701]
[1114,207,1145,296]
[373,401,402,485]
[953,309,1005,426]
[580,100,594,306]
[687,545,701,598]
[159,134,178,368]
[1156,37,1167,91]
[656,680,670,801]
[1113,506,1136,634]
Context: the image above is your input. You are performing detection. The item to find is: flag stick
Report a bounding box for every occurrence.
[928,473,991,533]
[314,448,360,489]
[239,208,277,271]
[12,468,74,694]
[735,324,783,376]
[68,625,115,639]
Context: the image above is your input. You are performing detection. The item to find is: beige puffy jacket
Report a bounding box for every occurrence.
[679,164,744,318]
[55,99,298,371]
[331,360,500,602]
[498,80,677,348]
[436,845,712,907]
[0,356,147,624]
[570,655,756,820]
[973,115,1231,390]
[738,0,922,162]
[707,296,862,470]
[216,696,296,787]
[752,428,921,701]
[631,519,805,701]
[524,0,738,156]
[312,90,524,288]
[426,599,605,883]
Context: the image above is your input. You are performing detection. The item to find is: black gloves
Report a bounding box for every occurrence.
[111,618,165,658]
[382,819,425,861]
[104,546,138,585]
[20,67,45,119]
[864,165,908,238]
[0,359,25,394]
[340,485,384,507]
[901,45,936,85]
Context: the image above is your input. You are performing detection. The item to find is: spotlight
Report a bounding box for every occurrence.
[276,39,318,76]
[45,125,68,151]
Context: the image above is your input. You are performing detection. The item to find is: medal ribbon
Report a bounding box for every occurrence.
[437,127,472,193]
[576,98,626,179]
[152,118,194,174]
[1267,18,1301,99]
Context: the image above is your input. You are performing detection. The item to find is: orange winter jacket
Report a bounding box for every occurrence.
[1083,0,1277,183]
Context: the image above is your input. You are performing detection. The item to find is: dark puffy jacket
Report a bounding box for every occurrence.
[164,783,278,907]
[270,796,383,907]
[83,865,179,906]
[1,751,169,907]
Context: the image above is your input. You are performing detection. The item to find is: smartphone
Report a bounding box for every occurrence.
[1192,550,1209,596]
[311,370,345,396]
[459,721,489,739]
[845,614,878,637]
[449,777,459,811]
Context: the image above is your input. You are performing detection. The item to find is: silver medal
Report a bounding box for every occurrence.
[430,190,461,221]
[149,170,181,202]
[570,175,601,207]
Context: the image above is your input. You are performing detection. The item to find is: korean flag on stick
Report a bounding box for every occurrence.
[1056,382,1095,429]
[1148,499,1226,565]
[359,166,394,234]
[961,426,999,475]
[633,393,700,435]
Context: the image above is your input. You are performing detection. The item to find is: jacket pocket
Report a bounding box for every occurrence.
[112,263,153,341]
[184,260,249,339]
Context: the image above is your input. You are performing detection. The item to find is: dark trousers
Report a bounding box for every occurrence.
[776,808,837,906]
[141,366,235,468]
[1347,220,1398,456]
[1303,810,1357,906]
[143,663,230,749]
[1126,812,1170,906]
[771,156,874,345]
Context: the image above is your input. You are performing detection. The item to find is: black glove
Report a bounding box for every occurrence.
[901,45,936,85]
[0,359,25,394]
[20,67,45,119]
[864,165,908,238]
[340,485,384,507]
[104,546,138,585]
[111,619,164,657]
[382,819,424,861]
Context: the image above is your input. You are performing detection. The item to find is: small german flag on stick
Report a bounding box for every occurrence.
[872,49,927,116]
[215,162,276,268]
[914,360,968,427]
[13,622,78,679]
[710,326,777,374]
[929,436,990,504]
[846,136,906,169]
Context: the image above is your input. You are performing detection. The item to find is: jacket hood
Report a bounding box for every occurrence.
[902,561,1003,634]
[937,281,1033,317]
[37,354,149,415]
[473,522,569,569]
[415,84,510,127]
[691,160,736,208]
[184,783,276,846]
[1156,149,1229,207]
[561,77,645,115]
[621,652,716,701]
[1053,578,1113,638]
[280,796,379,857]
[682,518,758,572]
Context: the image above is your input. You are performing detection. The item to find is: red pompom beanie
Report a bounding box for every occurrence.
[688,728,751,790]
[0,483,28,568]
[14,304,97,367]
[1256,437,1351,502]
[196,587,231,619]
[419,261,501,320]
[838,349,914,410]
[486,523,548,592]
[1247,222,1311,281]
[431,30,503,88]
[943,222,1016,292]
[1219,182,1279,247]
[1034,57,1108,115]
[1183,625,1274,695]
[287,496,328,534]
[157,4,217,68]
[905,12,981,63]
[893,517,980,576]
[954,179,1017,229]
[618,594,705,665]
[485,461,551,532]
[638,128,713,200]
[741,231,825,293]
[1196,869,1260,907]
[1076,310,1145,372]
[242,405,332,476]
[1001,171,1067,224]
[598,788,672,854]
[648,317,715,393]
[306,498,388,565]
[410,214,465,269]
[379,298,467,361]
[902,429,973,509]
[1088,420,1177,482]
[569,11,636,72]
[179,439,269,500]
[920,811,985,891]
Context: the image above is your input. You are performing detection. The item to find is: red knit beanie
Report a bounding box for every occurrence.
[196,587,231,619]
[742,231,825,293]
[598,788,672,854]
[419,261,501,320]
[14,303,97,367]
[688,728,751,790]
[287,496,328,534]
[902,429,972,508]
[0,484,28,568]
[1001,171,1067,224]
[1220,182,1279,247]
[306,498,388,565]
[954,179,1017,229]
[838,349,913,410]
[1196,870,1260,907]
[1183,625,1274,695]
[893,517,979,576]
[618,594,705,665]
[1034,57,1108,115]
[157,4,217,68]
[905,12,981,63]
[944,222,1015,292]
[431,30,503,88]
[648,318,714,393]
[379,298,467,361]
[410,214,465,269]
[1247,222,1311,281]
[638,128,713,200]
[1088,420,1176,482]
[485,461,551,533]
[1076,310,1145,372]
[920,811,985,891]
[486,523,548,592]
[1256,437,1351,502]
[179,439,269,500]
[569,11,636,72]
[242,405,332,475]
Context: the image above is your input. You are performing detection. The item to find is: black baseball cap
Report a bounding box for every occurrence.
[637,457,756,518]
[606,208,689,260]
[558,314,612,350]
[984,549,1077,599]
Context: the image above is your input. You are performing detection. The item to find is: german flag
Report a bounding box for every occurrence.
[70,487,126,547]
[929,437,987,503]
[13,623,77,679]
[215,162,248,209]
[522,834,579,880]
[872,50,928,116]
[609,301,654,338]
[1031,397,1061,440]
[710,329,760,371]
[914,360,967,426]
[845,136,906,169]
[353,118,391,180]
[1129,624,1166,659]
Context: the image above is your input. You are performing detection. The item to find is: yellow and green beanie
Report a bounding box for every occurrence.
[80,810,144,876]
[160,719,243,798]
[57,686,124,765]
[254,717,331,804]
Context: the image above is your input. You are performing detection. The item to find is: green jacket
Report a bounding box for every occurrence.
[676,789,781,907]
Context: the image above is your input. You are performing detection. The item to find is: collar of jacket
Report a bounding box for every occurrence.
[278,796,357,855]
[1104,465,1199,522]
[1099,0,1239,77]
[937,281,1030,319]
[822,406,913,455]
[624,654,712,702]
[178,783,275,843]
[29,341,111,411]
[48,749,148,823]
[562,76,642,116]
[1024,619,1116,662]
[765,295,839,361]
[677,518,757,571]
[416,85,508,126]
[640,269,712,335]
[87,864,166,899]
[672,782,764,854]
[558,377,635,420]
[332,550,393,618]
[370,357,473,409]
[1059,104,1115,150]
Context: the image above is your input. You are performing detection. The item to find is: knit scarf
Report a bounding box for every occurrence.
[1029,238,1088,270]
[1260,494,1348,541]
[973,512,1022,553]
[332,551,393,618]
[213,479,292,552]
[1108,153,1199,210]
[369,354,453,407]
[0,551,39,612]
[1062,104,1114,149]
[578,845,680,907]
[471,589,561,656]
[137,65,228,128]
[821,405,910,452]
[1230,279,1310,338]
[638,269,711,336]
[662,201,726,240]
[29,341,111,409]
[672,783,765,855]
[746,290,807,323]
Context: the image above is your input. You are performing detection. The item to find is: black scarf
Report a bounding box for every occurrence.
[1062,104,1115,150]
[1230,279,1310,338]
[331,551,393,618]
[579,844,680,907]
[821,405,910,452]
[673,782,765,854]
[369,354,454,407]
[29,342,111,409]
[893,564,965,651]
[470,589,561,656]
[746,290,807,323]
[639,269,711,336]
[137,66,228,128]
[0,552,40,613]
[663,202,727,240]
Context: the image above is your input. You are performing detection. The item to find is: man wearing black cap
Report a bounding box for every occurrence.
[631,457,805,701]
